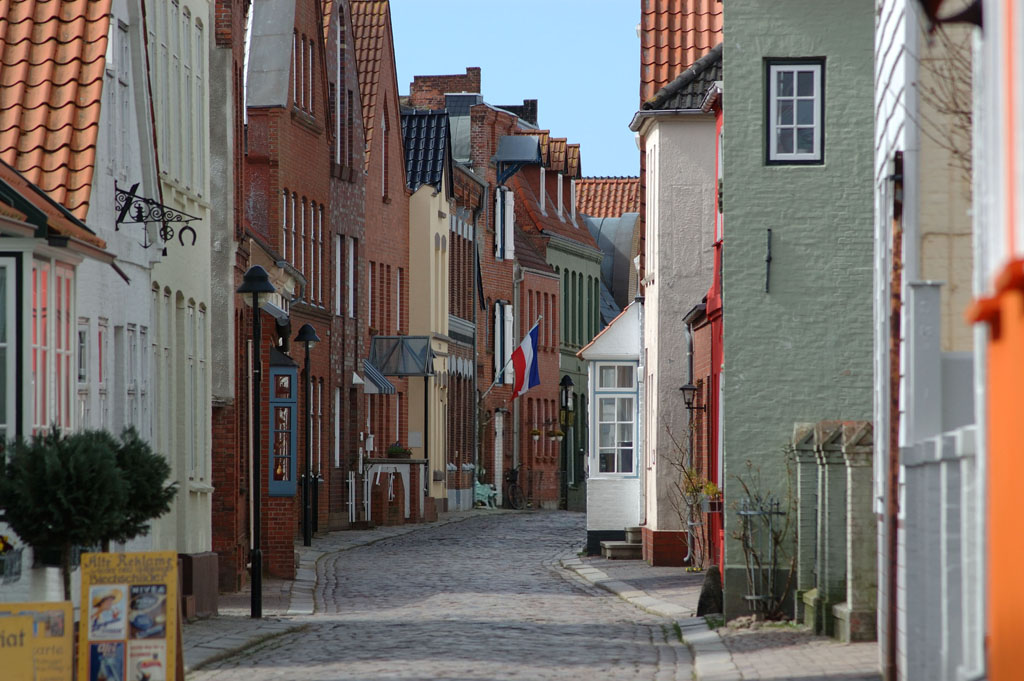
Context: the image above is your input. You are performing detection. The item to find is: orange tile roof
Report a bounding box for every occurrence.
[566,143,581,179]
[513,128,549,166]
[576,177,640,218]
[0,158,106,249]
[351,0,392,169]
[0,0,112,220]
[548,138,567,174]
[511,173,599,251]
[640,0,722,103]
[322,0,333,43]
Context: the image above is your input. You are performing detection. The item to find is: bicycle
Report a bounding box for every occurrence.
[504,464,526,510]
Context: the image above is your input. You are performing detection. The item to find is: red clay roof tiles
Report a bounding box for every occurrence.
[576,177,640,218]
[548,138,567,174]
[0,158,106,249]
[640,0,722,104]
[351,0,391,169]
[0,0,112,220]
[566,144,581,179]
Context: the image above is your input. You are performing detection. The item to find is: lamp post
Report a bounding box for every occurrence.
[237,265,275,619]
[294,323,321,547]
[559,375,574,509]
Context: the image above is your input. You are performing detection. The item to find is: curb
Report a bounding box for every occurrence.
[559,558,743,681]
[186,623,308,674]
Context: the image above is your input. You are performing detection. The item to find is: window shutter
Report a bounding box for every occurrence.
[494,302,502,378]
[494,189,504,259]
[504,188,515,260]
[503,303,514,384]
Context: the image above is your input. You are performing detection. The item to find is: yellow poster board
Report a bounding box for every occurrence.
[78,551,180,681]
[0,615,35,680]
[0,601,73,681]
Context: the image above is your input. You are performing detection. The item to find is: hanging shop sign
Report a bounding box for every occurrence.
[77,551,182,681]
[0,600,72,681]
[115,182,200,255]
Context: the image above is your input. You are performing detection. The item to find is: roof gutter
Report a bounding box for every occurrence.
[629,108,707,132]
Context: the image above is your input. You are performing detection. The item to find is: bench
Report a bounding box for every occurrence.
[474,480,498,508]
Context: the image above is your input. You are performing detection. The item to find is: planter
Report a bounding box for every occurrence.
[1,548,23,584]
[701,496,724,514]
[386,449,412,459]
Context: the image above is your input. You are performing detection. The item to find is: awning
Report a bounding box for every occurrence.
[369,336,434,377]
[362,359,396,394]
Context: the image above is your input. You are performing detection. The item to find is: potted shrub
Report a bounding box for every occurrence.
[0,428,176,599]
[548,430,565,443]
[386,443,412,459]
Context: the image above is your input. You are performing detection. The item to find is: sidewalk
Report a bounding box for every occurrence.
[182,508,505,673]
[560,556,881,681]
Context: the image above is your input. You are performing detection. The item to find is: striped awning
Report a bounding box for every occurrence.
[362,359,395,395]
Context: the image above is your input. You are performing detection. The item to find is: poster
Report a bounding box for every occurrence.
[0,600,73,680]
[78,551,179,681]
[0,615,35,681]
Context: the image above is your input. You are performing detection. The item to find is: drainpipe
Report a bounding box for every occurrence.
[512,263,525,471]
[636,294,647,527]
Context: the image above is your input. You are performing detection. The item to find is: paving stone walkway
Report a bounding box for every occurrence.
[562,555,882,681]
[187,511,691,680]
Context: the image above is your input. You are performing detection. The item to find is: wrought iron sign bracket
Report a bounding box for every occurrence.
[115,181,200,255]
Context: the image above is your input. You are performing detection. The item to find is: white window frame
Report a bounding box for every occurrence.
[591,362,638,478]
[0,258,15,441]
[767,61,823,164]
[348,237,356,318]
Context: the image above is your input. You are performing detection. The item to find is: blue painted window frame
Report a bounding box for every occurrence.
[269,366,298,496]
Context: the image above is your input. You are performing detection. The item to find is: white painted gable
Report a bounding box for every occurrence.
[579,301,640,361]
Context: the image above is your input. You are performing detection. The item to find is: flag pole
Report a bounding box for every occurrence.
[480,315,542,402]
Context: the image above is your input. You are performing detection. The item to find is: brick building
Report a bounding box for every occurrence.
[352,0,420,524]
[323,0,368,531]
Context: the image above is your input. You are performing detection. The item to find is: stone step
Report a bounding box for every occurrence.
[600,540,643,560]
[624,526,642,544]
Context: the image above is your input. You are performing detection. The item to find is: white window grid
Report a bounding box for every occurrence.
[767,62,822,163]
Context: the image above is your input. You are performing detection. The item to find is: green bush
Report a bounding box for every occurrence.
[0,428,177,599]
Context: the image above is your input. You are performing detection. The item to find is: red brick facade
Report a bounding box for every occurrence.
[407,67,481,110]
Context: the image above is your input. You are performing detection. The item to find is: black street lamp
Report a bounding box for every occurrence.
[237,265,275,619]
[294,323,321,547]
[559,375,574,509]
[680,383,706,413]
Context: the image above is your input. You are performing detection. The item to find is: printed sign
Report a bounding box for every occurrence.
[0,600,73,680]
[78,551,180,681]
[0,615,35,680]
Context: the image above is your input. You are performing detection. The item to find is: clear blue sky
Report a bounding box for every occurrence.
[390,0,640,178]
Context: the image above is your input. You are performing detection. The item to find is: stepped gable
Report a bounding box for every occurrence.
[640,0,722,103]
[576,177,640,218]
[0,0,113,219]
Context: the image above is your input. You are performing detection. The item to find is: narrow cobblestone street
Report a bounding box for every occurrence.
[190,512,691,680]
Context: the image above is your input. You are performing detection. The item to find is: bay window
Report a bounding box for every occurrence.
[593,363,637,476]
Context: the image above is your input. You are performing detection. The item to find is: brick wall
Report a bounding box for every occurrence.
[408,67,481,109]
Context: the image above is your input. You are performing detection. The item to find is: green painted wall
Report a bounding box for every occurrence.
[547,238,603,509]
[721,0,874,618]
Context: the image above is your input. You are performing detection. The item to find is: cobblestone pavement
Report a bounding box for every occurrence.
[189,511,692,680]
[720,624,880,681]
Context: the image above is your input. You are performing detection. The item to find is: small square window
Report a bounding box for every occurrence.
[767,61,823,164]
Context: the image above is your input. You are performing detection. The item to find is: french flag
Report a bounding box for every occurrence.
[511,322,541,399]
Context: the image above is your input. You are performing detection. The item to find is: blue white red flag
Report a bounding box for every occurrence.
[511,322,541,399]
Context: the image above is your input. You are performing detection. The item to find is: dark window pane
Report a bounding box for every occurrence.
[777,71,793,97]
[797,127,814,154]
[619,449,633,473]
[778,100,793,125]
[599,450,614,473]
[797,99,814,125]
[797,71,814,96]
[777,128,794,154]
